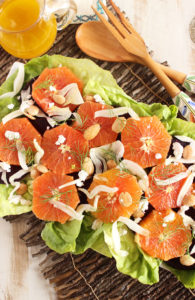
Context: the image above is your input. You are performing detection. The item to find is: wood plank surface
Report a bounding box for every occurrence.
[0,0,195,299]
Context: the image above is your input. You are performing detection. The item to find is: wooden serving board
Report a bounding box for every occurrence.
[1,24,194,300]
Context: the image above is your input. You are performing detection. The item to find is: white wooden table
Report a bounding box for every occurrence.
[0,0,195,299]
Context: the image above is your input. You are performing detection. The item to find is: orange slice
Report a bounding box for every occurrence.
[87,168,142,223]
[121,116,172,168]
[32,67,83,113]
[41,123,88,174]
[135,209,192,261]
[32,171,80,223]
[148,163,189,210]
[72,101,118,148]
[0,118,42,165]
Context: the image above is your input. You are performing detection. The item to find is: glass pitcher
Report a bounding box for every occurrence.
[0,0,77,59]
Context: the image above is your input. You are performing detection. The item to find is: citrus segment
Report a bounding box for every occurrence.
[87,169,142,223]
[72,102,117,148]
[41,123,88,174]
[148,163,188,210]
[121,116,172,168]
[0,118,42,165]
[135,209,192,261]
[32,67,83,113]
[32,171,80,223]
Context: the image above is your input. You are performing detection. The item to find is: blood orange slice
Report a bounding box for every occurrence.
[121,116,172,168]
[41,123,88,174]
[72,101,117,148]
[148,163,189,211]
[0,118,42,165]
[87,168,142,223]
[135,209,192,261]
[32,171,80,223]
[32,67,83,113]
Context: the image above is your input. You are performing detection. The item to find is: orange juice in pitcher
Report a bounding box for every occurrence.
[0,0,77,59]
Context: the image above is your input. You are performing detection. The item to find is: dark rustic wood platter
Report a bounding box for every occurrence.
[1,24,194,300]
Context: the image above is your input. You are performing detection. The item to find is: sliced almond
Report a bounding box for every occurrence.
[112,117,126,133]
[83,95,95,102]
[183,144,195,160]
[84,124,100,141]
[183,194,195,207]
[26,105,39,116]
[37,164,48,173]
[180,254,195,266]
[107,159,117,170]
[119,192,132,207]
[82,157,94,176]
[53,94,66,105]
[16,183,28,195]
[30,167,41,179]
[133,209,144,218]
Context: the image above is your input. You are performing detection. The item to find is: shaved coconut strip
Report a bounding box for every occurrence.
[94,107,139,120]
[76,195,100,214]
[112,221,128,257]
[79,185,118,199]
[49,199,83,220]
[118,216,149,236]
[16,143,28,170]
[117,159,149,192]
[73,112,82,125]
[155,171,189,186]
[90,141,124,174]
[33,139,44,164]
[175,135,195,144]
[177,172,195,206]
[1,171,8,186]
[0,62,24,100]
[166,156,195,165]
[58,179,82,190]
[2,110,24,124]
[58,83,84,105]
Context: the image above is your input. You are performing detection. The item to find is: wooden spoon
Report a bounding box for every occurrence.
[76,21,186,85]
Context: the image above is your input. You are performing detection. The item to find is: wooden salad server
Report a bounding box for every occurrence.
[91,0,195,121]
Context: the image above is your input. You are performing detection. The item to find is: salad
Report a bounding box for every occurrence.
[0,55,194,289]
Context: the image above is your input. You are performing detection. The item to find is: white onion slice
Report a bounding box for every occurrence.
[166,157,195,165]
[190,245,195,255]
[8,169,29,202]
[177,172,195,206]
[0,62,24,100]
[178,205,195,230]
[73,112,82,125]
[79,185,118,199]
[58,179,81,190]
[117,159,149,192]
[16,143,28,170]
[175,135,195,144]
[118,216,149,236]
[48,106,72,122]
[49,199,83,220]
[2,110,24,124]
[90,141,124,174]
[155,171,189,186]
[1,171,8,186]
[94,107,140,120]
[58,83,84,105]
[33,139,44,164]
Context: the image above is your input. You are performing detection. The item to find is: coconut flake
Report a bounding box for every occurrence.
[79,185,118,199]
[0,62,24,100]
[33,139,44,164]
[55,135,66,145]
[5,130,20,140]
[138,198,149,213]
[93,94,105,104]
[78,170,88,182]
[58,83,84,105]
[49,199,83,220]
[94,107,140,120]
[90,141,124,174]
[177,172,195,206]
[7,104,15,110]
[155,153,162,160]
[117,159,149,192]
[172,142,183,159]
[155,171,189,186]
[118,216,149,236]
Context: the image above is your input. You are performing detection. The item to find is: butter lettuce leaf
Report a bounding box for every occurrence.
[41,219,82,254]
[164,264,195,289]
[0,184,32,217]
[169,118,195,140]
[103,223,161,285]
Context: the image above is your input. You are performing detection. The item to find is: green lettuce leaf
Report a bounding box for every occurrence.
[164,264,195,289]
[0,183,32,217]
[103,223,161,285]
[41,219,82,254]
[169,118,195,140]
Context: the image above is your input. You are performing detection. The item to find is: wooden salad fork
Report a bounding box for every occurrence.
[92,0,195,121]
